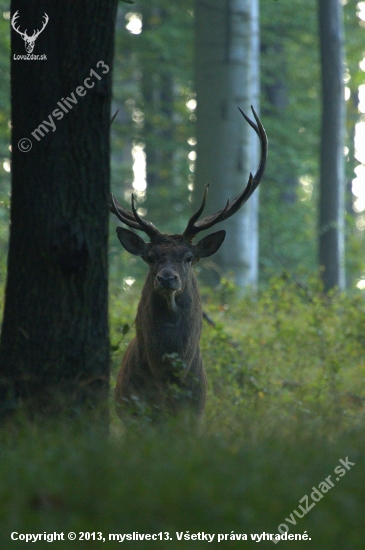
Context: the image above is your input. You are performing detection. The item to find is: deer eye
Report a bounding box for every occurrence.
[186,255,193,263]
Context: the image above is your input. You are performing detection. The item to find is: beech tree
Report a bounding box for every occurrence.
[194,0,260,287]
[0,0,117,419]
[318,0,346,291]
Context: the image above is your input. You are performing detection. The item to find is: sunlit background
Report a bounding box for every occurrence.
[1,5,365,288]
[120,9,198,216]
[123,6,365,289]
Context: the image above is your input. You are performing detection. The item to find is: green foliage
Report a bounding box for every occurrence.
[111,0,195,235]
[2,278,365,548]
[0,4,10,288]
[259,0,365,285]
[109,270,365,435]
[115,351,201,425]
[0,3,10,159]
[1,5,365,544]
[109,0,365,286]
[0,419,364,549]
[0,1,364,287]
[109,271,365,437]
[260,1,333,278]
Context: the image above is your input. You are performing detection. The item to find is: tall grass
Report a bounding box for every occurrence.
[0,274,364,549]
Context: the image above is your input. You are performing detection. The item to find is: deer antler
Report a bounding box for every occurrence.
[183,106,267,241]
[11,11,49,42]
[110,106,267,242]
[109,193,160,240]
[11,11,26,39]
[32,13,49,40]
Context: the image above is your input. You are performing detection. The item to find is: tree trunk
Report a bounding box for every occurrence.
[318,0,346,291]
[0,0,117,420]
[194,0,260,288]
[140,6,160,189]
[140,7,174,190]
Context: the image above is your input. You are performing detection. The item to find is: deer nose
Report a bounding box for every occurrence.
[157,272,179,289]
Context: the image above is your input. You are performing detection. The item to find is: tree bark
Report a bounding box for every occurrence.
[318,0,346,291]
[0,0,117,420]
[194,0,260,288]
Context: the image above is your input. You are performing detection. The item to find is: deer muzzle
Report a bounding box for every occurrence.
[155,269,181,293]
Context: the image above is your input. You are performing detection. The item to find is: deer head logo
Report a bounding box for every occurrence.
[11,10,49,54]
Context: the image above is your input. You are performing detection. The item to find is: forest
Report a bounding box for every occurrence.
[0,0,365,548]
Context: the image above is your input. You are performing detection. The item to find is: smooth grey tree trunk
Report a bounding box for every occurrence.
[194,0,260,288]
[318,0,346,291]
[0,0,117,420]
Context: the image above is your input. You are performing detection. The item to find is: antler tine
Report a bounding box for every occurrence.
[11,11,25,38]
[34,13,49,38]
[237,106,267,204]
[183,106,267,239]
[109,193,161,239]
[131,194,160,239]
[249,106,268,193]
[11,10,18,25]
[184,195,233,239]
[183,183,209,238]
[194,176,254,232]
[238,106,259,135]
[110,193,142,230]
[198,196,231,231]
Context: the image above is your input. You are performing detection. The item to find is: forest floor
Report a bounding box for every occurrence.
[1,274,364,549]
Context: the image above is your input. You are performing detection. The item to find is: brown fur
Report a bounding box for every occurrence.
[114,232,225,420]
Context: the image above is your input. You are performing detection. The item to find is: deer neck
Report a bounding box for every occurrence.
[163,292,178,312]
[141,271,201,322]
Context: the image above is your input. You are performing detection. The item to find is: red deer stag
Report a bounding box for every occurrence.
[110,107,267,420]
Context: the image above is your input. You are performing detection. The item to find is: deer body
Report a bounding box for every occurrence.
[116,253,207,417]
[111,107,267,420]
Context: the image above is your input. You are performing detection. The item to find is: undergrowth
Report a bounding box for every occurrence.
[0,273,364,549]
[110,272,365,438]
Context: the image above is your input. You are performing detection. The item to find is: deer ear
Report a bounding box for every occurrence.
[194,230,226,259]
[116,227,148,257]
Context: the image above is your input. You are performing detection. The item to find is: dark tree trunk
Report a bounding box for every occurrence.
[0,0,117,420]
[318,0,346,291]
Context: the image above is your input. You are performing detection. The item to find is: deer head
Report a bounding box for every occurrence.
[11,11,49,54]
[110,107,267,308]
